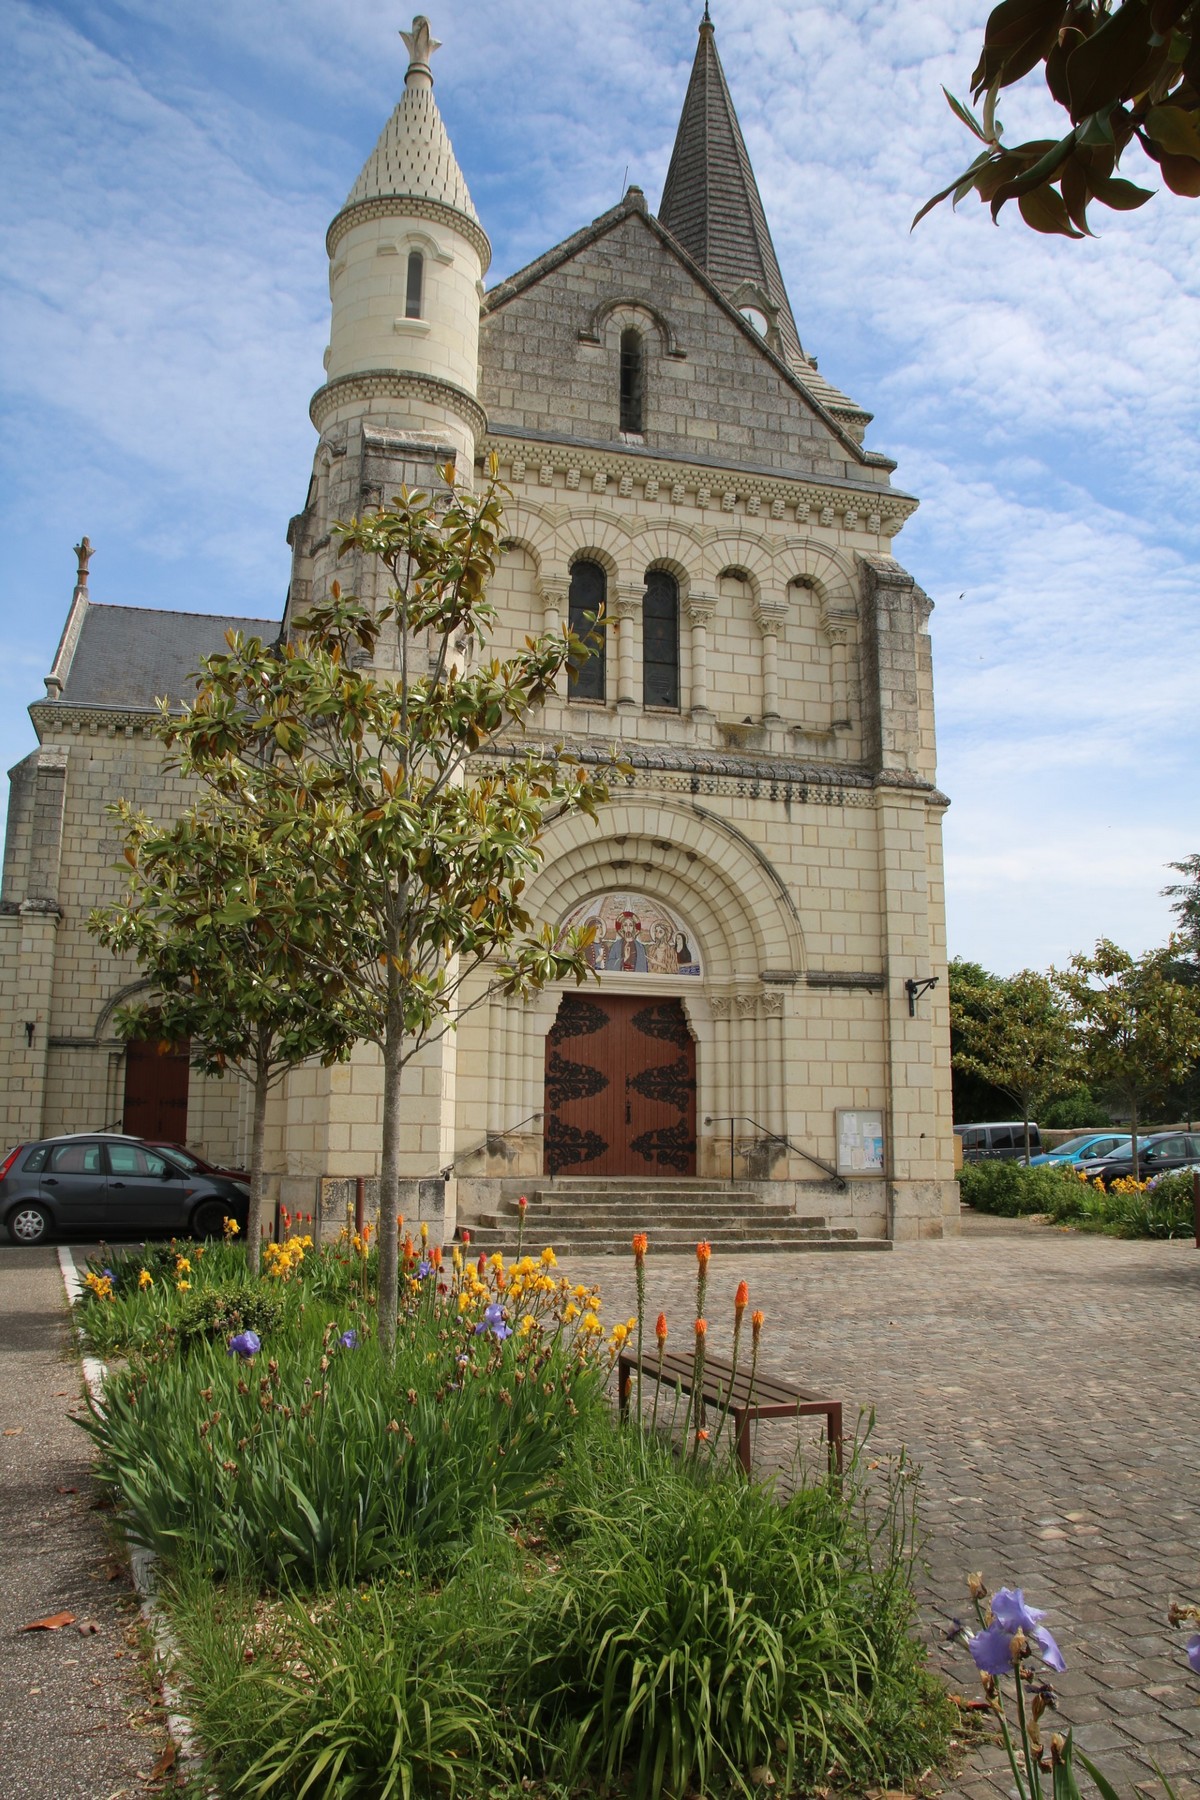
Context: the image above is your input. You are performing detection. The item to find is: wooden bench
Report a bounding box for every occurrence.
[617,1347,843,1477]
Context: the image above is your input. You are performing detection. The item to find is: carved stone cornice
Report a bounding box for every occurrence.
[684,591,717,623]
[327,194,491,272]
[481,431,915,536]
[311,371,487,439]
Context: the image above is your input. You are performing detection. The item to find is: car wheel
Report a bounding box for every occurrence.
[8,1202,52,1246]
[190,1199,231,1240]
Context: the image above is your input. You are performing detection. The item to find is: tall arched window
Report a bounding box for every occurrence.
[405,249,424,319]
[619,328,644,434]
[643,568,679,709]
[568,561,607,701]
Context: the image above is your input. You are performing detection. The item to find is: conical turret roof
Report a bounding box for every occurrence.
[659,11,804,367]
[343,16,480,227]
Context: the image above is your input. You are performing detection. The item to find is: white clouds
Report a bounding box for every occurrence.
[0,0,1197,971]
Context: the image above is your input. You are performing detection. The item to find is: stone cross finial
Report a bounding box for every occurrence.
[73,536,93,586]
[401,15,441,86]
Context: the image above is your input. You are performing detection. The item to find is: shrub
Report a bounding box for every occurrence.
[173,1282,289,1352]
[958,1159,1077,1217]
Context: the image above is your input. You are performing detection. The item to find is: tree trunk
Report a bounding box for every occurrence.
[377,968,405,1353]
[245,1037,272,1275]
[1129,1094,1139,1180]
[1022,1110,1032,1164]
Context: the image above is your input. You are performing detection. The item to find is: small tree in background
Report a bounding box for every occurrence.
[90,800,367,1271]
[1164,853,1200,961]
[1054,937,1200,1174]
[950,965,1076,1160]
[164,467,613,1346]
[919,0,1200,237]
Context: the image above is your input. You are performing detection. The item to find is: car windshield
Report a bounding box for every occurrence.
[162,1147,201,1171]
[1051,1136,1095,1155]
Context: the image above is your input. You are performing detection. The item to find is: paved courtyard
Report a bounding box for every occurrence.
[568,1212,1200,1799]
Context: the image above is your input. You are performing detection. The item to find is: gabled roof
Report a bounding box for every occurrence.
[659,11,805,369]
[51,604,278,711]
[484,190,887,469]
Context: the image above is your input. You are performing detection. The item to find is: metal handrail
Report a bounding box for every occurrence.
[704,1114,846,1190]
[437,1113,543,1181]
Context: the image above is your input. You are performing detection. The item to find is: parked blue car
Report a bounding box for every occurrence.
[1026,1131,1131,1168]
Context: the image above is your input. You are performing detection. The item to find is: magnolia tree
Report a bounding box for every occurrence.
[90,800,368,1271]
[949,966,1077,1161]
[920,0,1200,236]
[1053,937,1200,1172]
[164,468,612,1345]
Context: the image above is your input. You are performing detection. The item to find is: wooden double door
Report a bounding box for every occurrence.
[544,994,696,1177]
[122,1038,190,1143]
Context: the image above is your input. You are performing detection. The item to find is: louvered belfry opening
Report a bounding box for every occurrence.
[643,568,680,709]
[567,559,607,700]
[619,327,644,433]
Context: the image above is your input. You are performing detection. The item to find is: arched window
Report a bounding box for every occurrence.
[568,561,606,701]
[619,328,644,434]
[643,568,679,709]
[405,249,424,319]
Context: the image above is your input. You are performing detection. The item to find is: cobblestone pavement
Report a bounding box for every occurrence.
[563,1212,1200,1799]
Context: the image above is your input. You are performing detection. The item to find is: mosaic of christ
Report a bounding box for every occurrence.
[557,893,702,977]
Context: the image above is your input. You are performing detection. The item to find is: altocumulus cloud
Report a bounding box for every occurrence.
[0,0,1197,970]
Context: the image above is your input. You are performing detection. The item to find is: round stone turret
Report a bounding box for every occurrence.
[312,15,489,471]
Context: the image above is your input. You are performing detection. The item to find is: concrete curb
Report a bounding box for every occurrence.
[57,1246,212,1792]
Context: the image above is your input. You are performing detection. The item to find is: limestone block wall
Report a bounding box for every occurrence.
[325,213,482,402]
[0,713,251,1165]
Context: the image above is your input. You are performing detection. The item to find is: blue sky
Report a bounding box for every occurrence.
[2,0,1198,973]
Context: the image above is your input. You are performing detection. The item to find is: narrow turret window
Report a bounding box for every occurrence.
[643,568,679,709]
[619,328,644,434]
[405,249,424,319]
[568,561,607,701]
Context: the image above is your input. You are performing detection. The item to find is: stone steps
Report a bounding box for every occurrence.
[458,1181,891,1256]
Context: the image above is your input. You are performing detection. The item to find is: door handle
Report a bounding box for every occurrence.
[44,1177,58,1186]
[110,1181,127,1188]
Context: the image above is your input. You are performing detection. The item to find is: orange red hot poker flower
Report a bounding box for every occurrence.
[751,1308,765,1344]
[695,1240,711,1267]
[632,1232,648,1262]
[655,1312,668,1343]
[735,1279,749,1317]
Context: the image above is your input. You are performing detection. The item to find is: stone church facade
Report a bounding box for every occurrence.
[0,15,958,1241]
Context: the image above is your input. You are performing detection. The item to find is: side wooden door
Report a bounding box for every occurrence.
[122,1038,190,1143]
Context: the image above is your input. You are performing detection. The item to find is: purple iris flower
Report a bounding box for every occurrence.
[990,1588,1066,1671]
[417,1259,432,1279]
[473,1301,512,1342]
[339,1330,359,1350]
[970,1622,1017,1678]
[102,1267,115,1281]
[227,1329,261,1359]
[990,1589,1045,1634]
[1187,1634,1200,1674]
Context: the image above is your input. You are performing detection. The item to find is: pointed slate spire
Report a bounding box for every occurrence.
[344,14,480,227]
[659,10,805,366]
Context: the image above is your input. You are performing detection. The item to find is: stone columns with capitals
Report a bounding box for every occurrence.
[613,584,641,709]
[755,604,787,723]
[686,592,716,715]
[538,576,569,695]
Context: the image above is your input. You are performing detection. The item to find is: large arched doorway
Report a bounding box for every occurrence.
[544,994,696,1177]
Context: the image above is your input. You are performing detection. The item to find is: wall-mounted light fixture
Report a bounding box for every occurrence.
[904,977,939,1017]
[24,1020,36,1047]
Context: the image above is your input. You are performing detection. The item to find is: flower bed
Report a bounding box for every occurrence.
[75,1226,949,1798]
[959,1159,1196,1238]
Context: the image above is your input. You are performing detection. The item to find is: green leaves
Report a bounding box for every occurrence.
[921,1,1200,234]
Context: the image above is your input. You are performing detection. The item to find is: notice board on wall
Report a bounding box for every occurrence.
[835,1109,885,1177]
